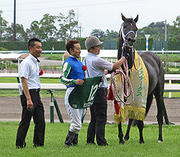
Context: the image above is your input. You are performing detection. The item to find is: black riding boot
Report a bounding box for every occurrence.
[65,131,75,147]
[72,133,78,145]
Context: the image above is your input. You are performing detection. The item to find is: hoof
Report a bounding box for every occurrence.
[124,135,129,141]
[119,140,125,144]
[139,140,144,144]
[158,140,163,143]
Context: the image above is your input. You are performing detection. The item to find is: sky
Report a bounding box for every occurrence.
[0,0,180,37]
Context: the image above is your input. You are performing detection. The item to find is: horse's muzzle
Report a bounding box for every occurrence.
[127,38,136,46]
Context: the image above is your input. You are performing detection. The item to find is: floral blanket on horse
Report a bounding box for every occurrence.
[107,50,149,124]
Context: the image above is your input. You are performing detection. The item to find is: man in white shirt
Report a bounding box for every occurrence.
[16,38,45,148]
[84,36,125,146]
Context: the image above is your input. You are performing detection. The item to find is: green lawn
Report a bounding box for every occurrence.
[0,122,179,157]
[0,89,179,98]
[0,77,65,98]
[0,89,65,98]
[42,53,63,61]
[0,77,60,83]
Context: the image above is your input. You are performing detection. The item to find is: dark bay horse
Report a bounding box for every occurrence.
[117,14,166,144]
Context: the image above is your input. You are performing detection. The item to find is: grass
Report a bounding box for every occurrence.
[0,77,60,83]
[0,77,66,98]
[0,89,65,98]
[0,122,179,157]
[0,89,179,98]
[158,54,180,62]
[167,67,180,73]
[42,54,63,61]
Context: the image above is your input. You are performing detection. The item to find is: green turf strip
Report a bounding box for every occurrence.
[0,122,179,157]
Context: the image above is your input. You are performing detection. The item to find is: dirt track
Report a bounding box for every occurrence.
[0,96,180,124]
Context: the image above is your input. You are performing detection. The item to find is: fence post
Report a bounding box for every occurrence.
[169,80,172,98]
[54,98,64,123]
[48,89,64,123]
[50,91,54,123]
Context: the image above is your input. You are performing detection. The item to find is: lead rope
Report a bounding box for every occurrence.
[110,59,134,104]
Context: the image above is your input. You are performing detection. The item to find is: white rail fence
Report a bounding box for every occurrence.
[0,73,179,98]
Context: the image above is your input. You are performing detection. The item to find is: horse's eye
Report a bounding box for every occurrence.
[124,25,127,29]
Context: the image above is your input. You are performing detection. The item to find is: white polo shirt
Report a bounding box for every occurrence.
[19,54,41,90]
[84,52,113,88]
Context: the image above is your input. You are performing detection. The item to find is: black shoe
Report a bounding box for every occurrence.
[87,141,96,145]
[16,142,26,149]
[98,142,108,146]
[64,131,75,148]
[72,134,78,145]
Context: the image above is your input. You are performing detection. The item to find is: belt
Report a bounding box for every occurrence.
[99,87,107,89]
[29,88,40,92]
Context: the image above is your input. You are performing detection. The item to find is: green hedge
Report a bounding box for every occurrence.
[0,38,86,51]
[0,38,180,50]
[0,41,27,50]
[168,38,180,50]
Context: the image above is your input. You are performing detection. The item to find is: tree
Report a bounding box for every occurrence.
[173,16,180,28]
[137,21,167,41]
[0,10,8,41]
[27,14,57,41]
[104,29,118,40]
[4,23,27,41]
[90,29,105,39]
[26,20,40,39]
[56,9,79,41]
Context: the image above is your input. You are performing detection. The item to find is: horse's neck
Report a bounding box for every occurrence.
[118,39,135,69]
[118,37,124,60]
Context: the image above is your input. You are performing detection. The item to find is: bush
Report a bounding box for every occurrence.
[0,47,8,51]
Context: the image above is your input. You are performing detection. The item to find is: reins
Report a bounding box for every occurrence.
[110,59,134,105]
[110,20,138,104]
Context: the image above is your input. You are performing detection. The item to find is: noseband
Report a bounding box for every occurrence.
[120,22,137,48]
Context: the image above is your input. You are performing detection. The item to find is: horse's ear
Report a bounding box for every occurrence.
[121,13,127,22]
[134,15,139,23]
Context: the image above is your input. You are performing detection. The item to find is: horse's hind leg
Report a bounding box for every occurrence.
[154,84,164,142]
[118,122,125,144]
[124,119,133,141]
[137,120,144,144]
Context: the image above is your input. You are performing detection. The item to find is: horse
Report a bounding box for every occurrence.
[116,14,166,144]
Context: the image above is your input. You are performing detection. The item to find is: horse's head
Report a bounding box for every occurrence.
[120,13,138,47]
[118,14,139,69]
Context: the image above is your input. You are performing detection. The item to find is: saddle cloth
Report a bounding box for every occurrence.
[107,50,149,124]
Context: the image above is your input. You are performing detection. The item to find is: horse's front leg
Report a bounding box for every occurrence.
[137,120,144,143]
[124,119,133,141]
[118,122,125,144]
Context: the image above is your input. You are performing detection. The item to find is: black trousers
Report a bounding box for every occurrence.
[87,88,107,145]
[16,89,45,147]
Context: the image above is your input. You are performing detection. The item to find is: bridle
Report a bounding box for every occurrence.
[109,21,139,104]
[119,21,137,69]
[120,22,137,48]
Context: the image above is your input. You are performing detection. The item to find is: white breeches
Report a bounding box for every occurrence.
[65,87,84,134]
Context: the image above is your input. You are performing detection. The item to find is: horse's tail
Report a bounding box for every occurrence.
[152,53,171,124]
